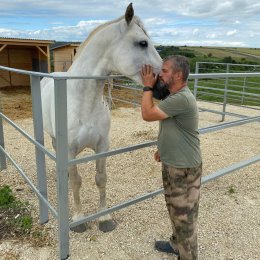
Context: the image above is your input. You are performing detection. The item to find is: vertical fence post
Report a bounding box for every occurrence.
[30,75,49,224]
[193,62,199,99]
[134,86,138,108]
[108,78,113,109]
[0,96,6,171]
[221,64,230,122]
[241,77,247,105]
[54,78,70,260]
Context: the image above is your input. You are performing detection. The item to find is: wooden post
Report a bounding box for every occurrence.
[7,48,12,87]
[47,46,51,73]
[0,44,7,53]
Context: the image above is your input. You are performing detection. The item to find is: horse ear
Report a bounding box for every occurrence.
[125,3,134,25]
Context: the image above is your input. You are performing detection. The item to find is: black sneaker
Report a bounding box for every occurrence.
[154,241,179,256]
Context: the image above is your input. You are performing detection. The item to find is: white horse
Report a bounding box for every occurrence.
[41,3,162,232]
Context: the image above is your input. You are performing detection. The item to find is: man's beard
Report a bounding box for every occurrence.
[162,82,170,90]
[161,77,174,90]
[152,77,170,100]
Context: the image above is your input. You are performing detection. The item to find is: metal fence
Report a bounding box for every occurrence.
[193,62,260,121]
[0,65,260,259]
[104,62,260,121]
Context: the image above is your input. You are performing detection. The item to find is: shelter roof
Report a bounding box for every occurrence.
[0,37,55,45]
[50,42,81,50]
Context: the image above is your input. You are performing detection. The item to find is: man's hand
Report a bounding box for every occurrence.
[140,64,168,122]
[141,64,157,87]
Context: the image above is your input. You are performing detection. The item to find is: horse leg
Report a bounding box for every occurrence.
[95,142,117,232]
[68,154,86,233]
[51,137,86,232]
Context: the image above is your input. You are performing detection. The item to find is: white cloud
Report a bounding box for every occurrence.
[0,28,11,33]
[50,22,65,26]
[0,0,126,18]
[206,33,217,39]
[163,0,259,20]
[144,18,167,26]
[192,28,199,35]
[76,20,107,27]
[226,29,237,36]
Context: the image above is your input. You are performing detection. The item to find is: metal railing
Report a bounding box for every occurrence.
[193,62,260,121]
[104,70,260,120]
[0,64,260,259]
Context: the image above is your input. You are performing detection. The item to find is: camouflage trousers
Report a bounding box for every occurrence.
[162,163,202,260]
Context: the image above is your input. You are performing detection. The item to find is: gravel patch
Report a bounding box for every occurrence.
[0,101,259,260]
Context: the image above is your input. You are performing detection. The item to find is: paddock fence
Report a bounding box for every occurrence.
[104,62,260,121]
[0,64,260,259]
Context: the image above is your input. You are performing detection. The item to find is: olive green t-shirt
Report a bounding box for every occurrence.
[157,86,202,168]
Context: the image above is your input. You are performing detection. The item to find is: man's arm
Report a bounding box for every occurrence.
[141,90,168,121]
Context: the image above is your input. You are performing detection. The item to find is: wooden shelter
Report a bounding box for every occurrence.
[0,37,54,88]
[51,43,80,72]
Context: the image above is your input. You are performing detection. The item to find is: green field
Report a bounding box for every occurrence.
[180,46,247,59]
[188,76,260,106]
[229,47,260,56]
[179,46,260,57]
[157,45,260,70]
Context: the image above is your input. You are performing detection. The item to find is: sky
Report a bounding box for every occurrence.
[0,0,260,48]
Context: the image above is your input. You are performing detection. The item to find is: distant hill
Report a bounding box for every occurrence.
[180,46,260,61]
[155,45,260,72]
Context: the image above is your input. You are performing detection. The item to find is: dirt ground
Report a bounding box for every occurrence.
[0,85,141,120]
[0,86,33,120]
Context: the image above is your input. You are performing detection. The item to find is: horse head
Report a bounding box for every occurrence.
[72,3,161,84]
[110,3,162,84]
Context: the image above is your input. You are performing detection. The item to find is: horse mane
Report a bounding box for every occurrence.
[74,15,147,61]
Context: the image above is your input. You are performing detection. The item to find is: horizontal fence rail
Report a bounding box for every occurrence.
[70,154,260,229]
[0,112,56,160]
[0,64,259,259]
[1,64,260,80]
[193,62,260,121]
[0,145,58,218]
[68,115,260,166]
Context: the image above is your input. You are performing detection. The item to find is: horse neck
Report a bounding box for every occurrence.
[68,19,121,78]
[66,44,109,103]
[66,20,122,104]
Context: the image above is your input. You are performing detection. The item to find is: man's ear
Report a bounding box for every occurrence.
[176,71,183,81]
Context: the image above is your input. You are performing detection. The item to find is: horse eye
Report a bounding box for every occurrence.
[139,40,148,48]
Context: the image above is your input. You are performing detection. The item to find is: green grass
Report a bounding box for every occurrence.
[0,185,33,235]
[228,186,236,195]
[0,185,52,246]
[231,47,260,56]
[180,46,260,60]
[0,185,15,206]
[181,46,246,59]
[190,76,260,106]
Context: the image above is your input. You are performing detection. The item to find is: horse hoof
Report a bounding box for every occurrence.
[99,220,117,232]
[70,223,87,233]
